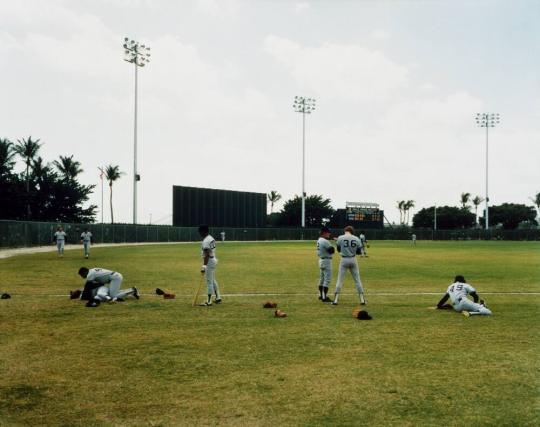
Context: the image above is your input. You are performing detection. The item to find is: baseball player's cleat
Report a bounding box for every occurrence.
[85,255,89,259]
[133,287,140,300]
[462,310,470,318]
[214,298,222,304]
[331,301,338,305]
[322,297,332,302]
[113,298,125,302]
[199,302,212,306]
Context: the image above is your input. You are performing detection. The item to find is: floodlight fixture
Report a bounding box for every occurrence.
[123,37,151,224]
[475,112,501,231]
[293,95,317,228]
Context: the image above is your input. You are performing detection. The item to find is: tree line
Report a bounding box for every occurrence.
[267,191,540,230]
[0,136,125,223]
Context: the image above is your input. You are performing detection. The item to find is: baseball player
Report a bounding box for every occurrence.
[78,267,139,303]
[80,228,92,259]
[316,226,335,302]
[411,233,417,246]
[53,226,67,257]
[331,226,366,305]
[436,275,491,317]
[220,231,226,242]
[199,225,222,306]
[358,231,368,257]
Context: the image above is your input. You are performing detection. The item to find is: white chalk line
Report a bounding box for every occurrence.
[9,291,540,298]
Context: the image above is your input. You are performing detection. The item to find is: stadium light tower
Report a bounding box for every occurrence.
[475,113,500,230]
[123,37,151,224]
[293,96,316,228]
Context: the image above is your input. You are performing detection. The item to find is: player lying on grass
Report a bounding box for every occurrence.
[316,226,334,302]
[437,275,492,317]
[78,267,139,305]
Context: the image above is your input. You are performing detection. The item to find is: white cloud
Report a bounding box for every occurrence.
[294,2,311,14]
[264,35,410,101]
[369,29,390,40]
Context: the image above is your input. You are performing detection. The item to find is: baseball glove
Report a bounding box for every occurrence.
[70,289,82,300]
[274,309,287,318]
[1,293,11,299]
[263,301,278,308]
[352,308,372,320]
[155,288,165,295]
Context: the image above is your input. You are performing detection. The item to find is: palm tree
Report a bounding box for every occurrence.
[531,192,540,218]
[404,200,415,225]
[14,136,41,219]
[460,192,471,209]
[0,138,16,177]
[104,164,124,223]
[53,155,83,181]
[31,157,52,182]
[267,190,282,213]
[397,200,405,224]
[472,195,484,224]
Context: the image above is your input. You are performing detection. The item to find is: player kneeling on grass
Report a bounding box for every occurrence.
[78,267,139,305]
[317,226,334,302]
[198,225,222,306]
[331,226,366,306]
[436,275,491,317]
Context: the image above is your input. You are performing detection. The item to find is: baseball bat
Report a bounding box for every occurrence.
[192,273,204,307]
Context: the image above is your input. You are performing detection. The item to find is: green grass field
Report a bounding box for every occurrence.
[1,241,539,426]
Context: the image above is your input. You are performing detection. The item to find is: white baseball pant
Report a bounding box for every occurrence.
[454,298,492,315]
[318,258,332,288]
[335,258,364,294]
[205,258,221,298]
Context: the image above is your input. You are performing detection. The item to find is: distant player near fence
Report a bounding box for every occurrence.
[80,228,92,259]
[53,226,66,258]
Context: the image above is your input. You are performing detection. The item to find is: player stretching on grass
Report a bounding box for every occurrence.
[78,267,139,304]
[436,275,491,317]
[331,226,366,306]
[199,225,222,306]
[317,226,334,302]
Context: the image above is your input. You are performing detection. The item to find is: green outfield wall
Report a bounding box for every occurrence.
[0,220,538,248]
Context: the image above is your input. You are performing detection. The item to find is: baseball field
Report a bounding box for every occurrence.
[0,240,539,426]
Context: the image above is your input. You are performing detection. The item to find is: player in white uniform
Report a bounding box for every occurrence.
[80,228,92,259]
[411,234,417,246]
[54,226,67,257]
[437,275,491,317]
[316,226,335,302]
[199,225,222,306]
[78,267,139,303]
[358,231,368,257]
[331,226,366,305]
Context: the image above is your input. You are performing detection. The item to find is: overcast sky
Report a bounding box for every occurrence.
[1,0,539,225]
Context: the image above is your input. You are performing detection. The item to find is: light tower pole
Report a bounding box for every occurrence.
[293,96,316,228]
[123,37,151,224]
[475,113,500,230]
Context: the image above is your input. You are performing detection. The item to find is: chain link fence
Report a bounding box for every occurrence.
[0,220,538,248]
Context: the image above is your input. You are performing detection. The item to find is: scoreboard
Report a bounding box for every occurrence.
[329,201,384,229]
[346,202,382,223]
